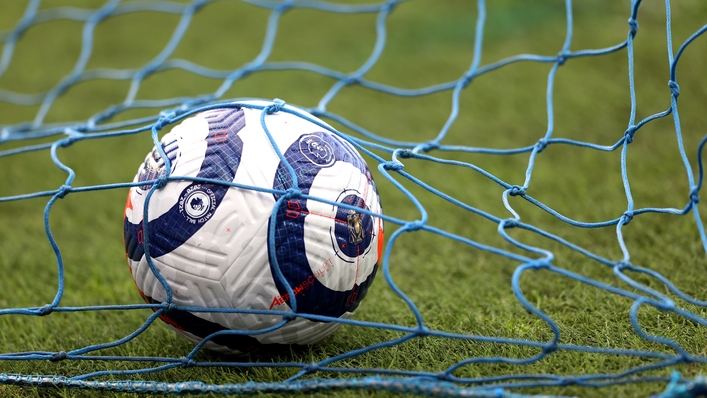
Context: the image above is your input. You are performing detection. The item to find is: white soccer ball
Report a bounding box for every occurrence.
[123,101,384,354]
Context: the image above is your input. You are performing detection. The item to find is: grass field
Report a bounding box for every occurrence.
[2,0,707,397]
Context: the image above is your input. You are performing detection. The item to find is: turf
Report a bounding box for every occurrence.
[1,0,707,397]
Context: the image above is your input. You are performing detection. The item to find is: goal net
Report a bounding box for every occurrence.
[1,0,707,396]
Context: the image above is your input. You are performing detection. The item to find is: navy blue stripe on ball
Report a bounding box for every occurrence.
[268,131,378,318]
[124,108,245,261]
[140,294,264,354]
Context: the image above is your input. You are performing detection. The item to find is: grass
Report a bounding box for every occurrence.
[1,0,707,397]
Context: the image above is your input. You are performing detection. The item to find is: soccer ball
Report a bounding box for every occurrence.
[123,101,383,354]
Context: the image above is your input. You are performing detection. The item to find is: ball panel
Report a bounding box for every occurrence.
[124,108,246,261]
[267,131,381,318]
[304,161,381,287]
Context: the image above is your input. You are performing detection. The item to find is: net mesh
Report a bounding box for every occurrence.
[1,0,707,396]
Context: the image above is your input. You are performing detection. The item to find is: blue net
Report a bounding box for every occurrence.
[1,0,707,396]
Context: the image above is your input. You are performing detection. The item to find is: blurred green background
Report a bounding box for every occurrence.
[1,0,707,396]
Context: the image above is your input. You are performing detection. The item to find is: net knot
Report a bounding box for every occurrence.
[37,304,53,316]
[265,99,286,114]
[61,128,83,147]
[668,80,680,97]
[501,219,519,229]
[656,299,676,311]
[528,259,550,270]
[508,185,526,197]
[56,184,72,199]
[416,325,431,337]
[542,344,558,354]
[180,357,195,368]
[621,210,634,225]
[556,51,568,66]
[461,73,474,88]
[382,161,404,171]
[283,187,301,199]
[624,125,637,144]
[406,220,425,231]
[535,139,548,153]
[59,137,77,148]
[238,66,255,79]
[154,174,169,190]
[154,116,172,131]
[615,260,632,271]
[627,18,639,37]
[303,362,319,373]
[282,311,297,321]
[396,149,414,159]
[690,187,700,204]
[161,301,177,312]
[559,376,576,386]
[341,76,359,85]
[49,351,67,362]
[414,142,439,153]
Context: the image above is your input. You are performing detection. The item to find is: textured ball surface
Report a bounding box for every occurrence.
[123,102,383,354]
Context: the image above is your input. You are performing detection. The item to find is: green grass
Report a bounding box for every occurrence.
[1,0,707,397]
